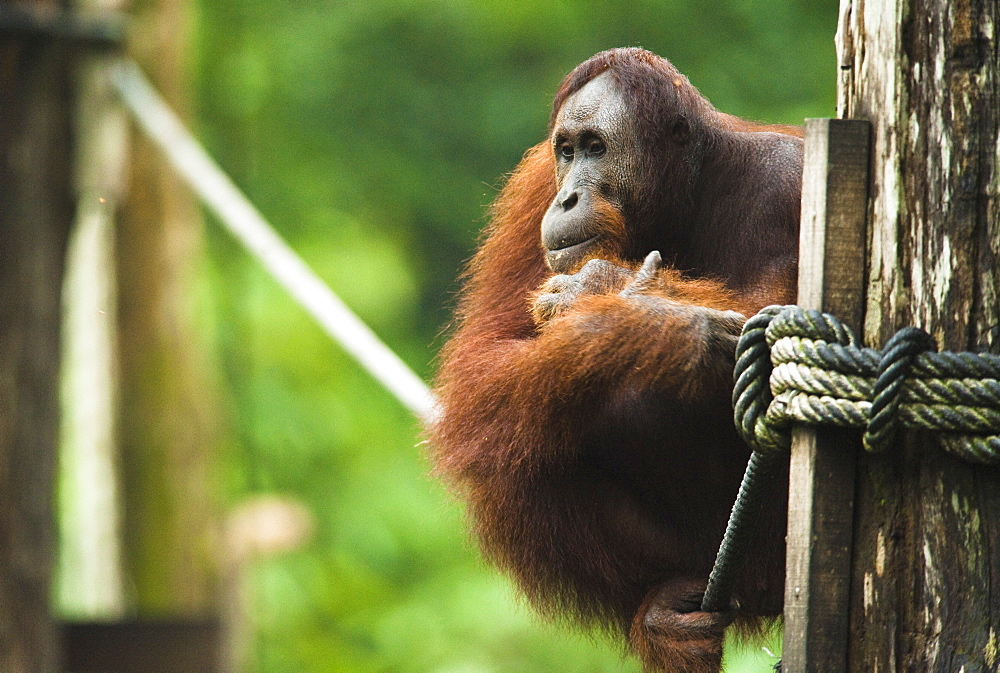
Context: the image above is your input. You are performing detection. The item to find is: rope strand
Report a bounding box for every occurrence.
[703,305,1000,613]
[734,306,1000,461]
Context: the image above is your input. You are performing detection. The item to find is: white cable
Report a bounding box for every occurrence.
[110,60,436,422]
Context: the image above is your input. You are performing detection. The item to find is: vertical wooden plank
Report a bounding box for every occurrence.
[782,118,870,673]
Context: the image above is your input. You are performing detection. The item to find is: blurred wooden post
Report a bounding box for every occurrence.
[838,0,1000,669]
[57,0,129,618]
[781,118,870,673]
[0,3,76,669]
[116,0,221,615]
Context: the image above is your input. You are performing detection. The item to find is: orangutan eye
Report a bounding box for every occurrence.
[558,144,575,160]
[588,139,606,158]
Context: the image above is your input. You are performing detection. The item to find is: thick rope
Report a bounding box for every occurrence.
[703,305,1000,612]
[734,305,1000,461]
[700,450,782,613]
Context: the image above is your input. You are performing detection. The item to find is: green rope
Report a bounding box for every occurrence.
[700,449,782,613]
[733,305,1000,461]
[702,305,1000,613]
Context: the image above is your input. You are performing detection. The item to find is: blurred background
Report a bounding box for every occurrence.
[44,0,839,671]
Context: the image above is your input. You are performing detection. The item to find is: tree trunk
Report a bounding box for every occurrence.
[116,0,220,614]
[837,0,1000,669]
[0,18,75,673]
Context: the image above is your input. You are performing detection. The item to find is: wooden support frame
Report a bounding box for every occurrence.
[781,118,870,672]
[61,619,222,673]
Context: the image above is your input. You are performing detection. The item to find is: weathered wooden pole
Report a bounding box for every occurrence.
[57,0,129,618]
[116,0,220,615]
[0,4,76,669]
[837,0,1000,669]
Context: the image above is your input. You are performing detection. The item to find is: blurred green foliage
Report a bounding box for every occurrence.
[191,1,837,671]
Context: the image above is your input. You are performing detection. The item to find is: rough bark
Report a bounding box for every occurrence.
[837,0,1000,670]
[0,21,75,673]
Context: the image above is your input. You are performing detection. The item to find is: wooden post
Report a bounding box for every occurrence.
[116,0,220,615]
[782,119,870,672]
[838,0,1000,669]
[0,5,76,669]
[57,0,129,618]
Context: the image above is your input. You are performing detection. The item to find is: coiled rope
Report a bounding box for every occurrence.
[733,305,1000,460]
[701,305,1000,613]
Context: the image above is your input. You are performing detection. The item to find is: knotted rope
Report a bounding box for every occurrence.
[733,305,1000,461]
[702,305,1000,613]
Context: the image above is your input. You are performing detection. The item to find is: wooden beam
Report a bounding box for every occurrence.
[781,118,870,673]
[61,619,221,673]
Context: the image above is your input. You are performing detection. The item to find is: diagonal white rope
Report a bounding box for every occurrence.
[110,59,436,422]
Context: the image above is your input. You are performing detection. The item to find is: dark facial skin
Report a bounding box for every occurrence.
[541,73,641,274]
